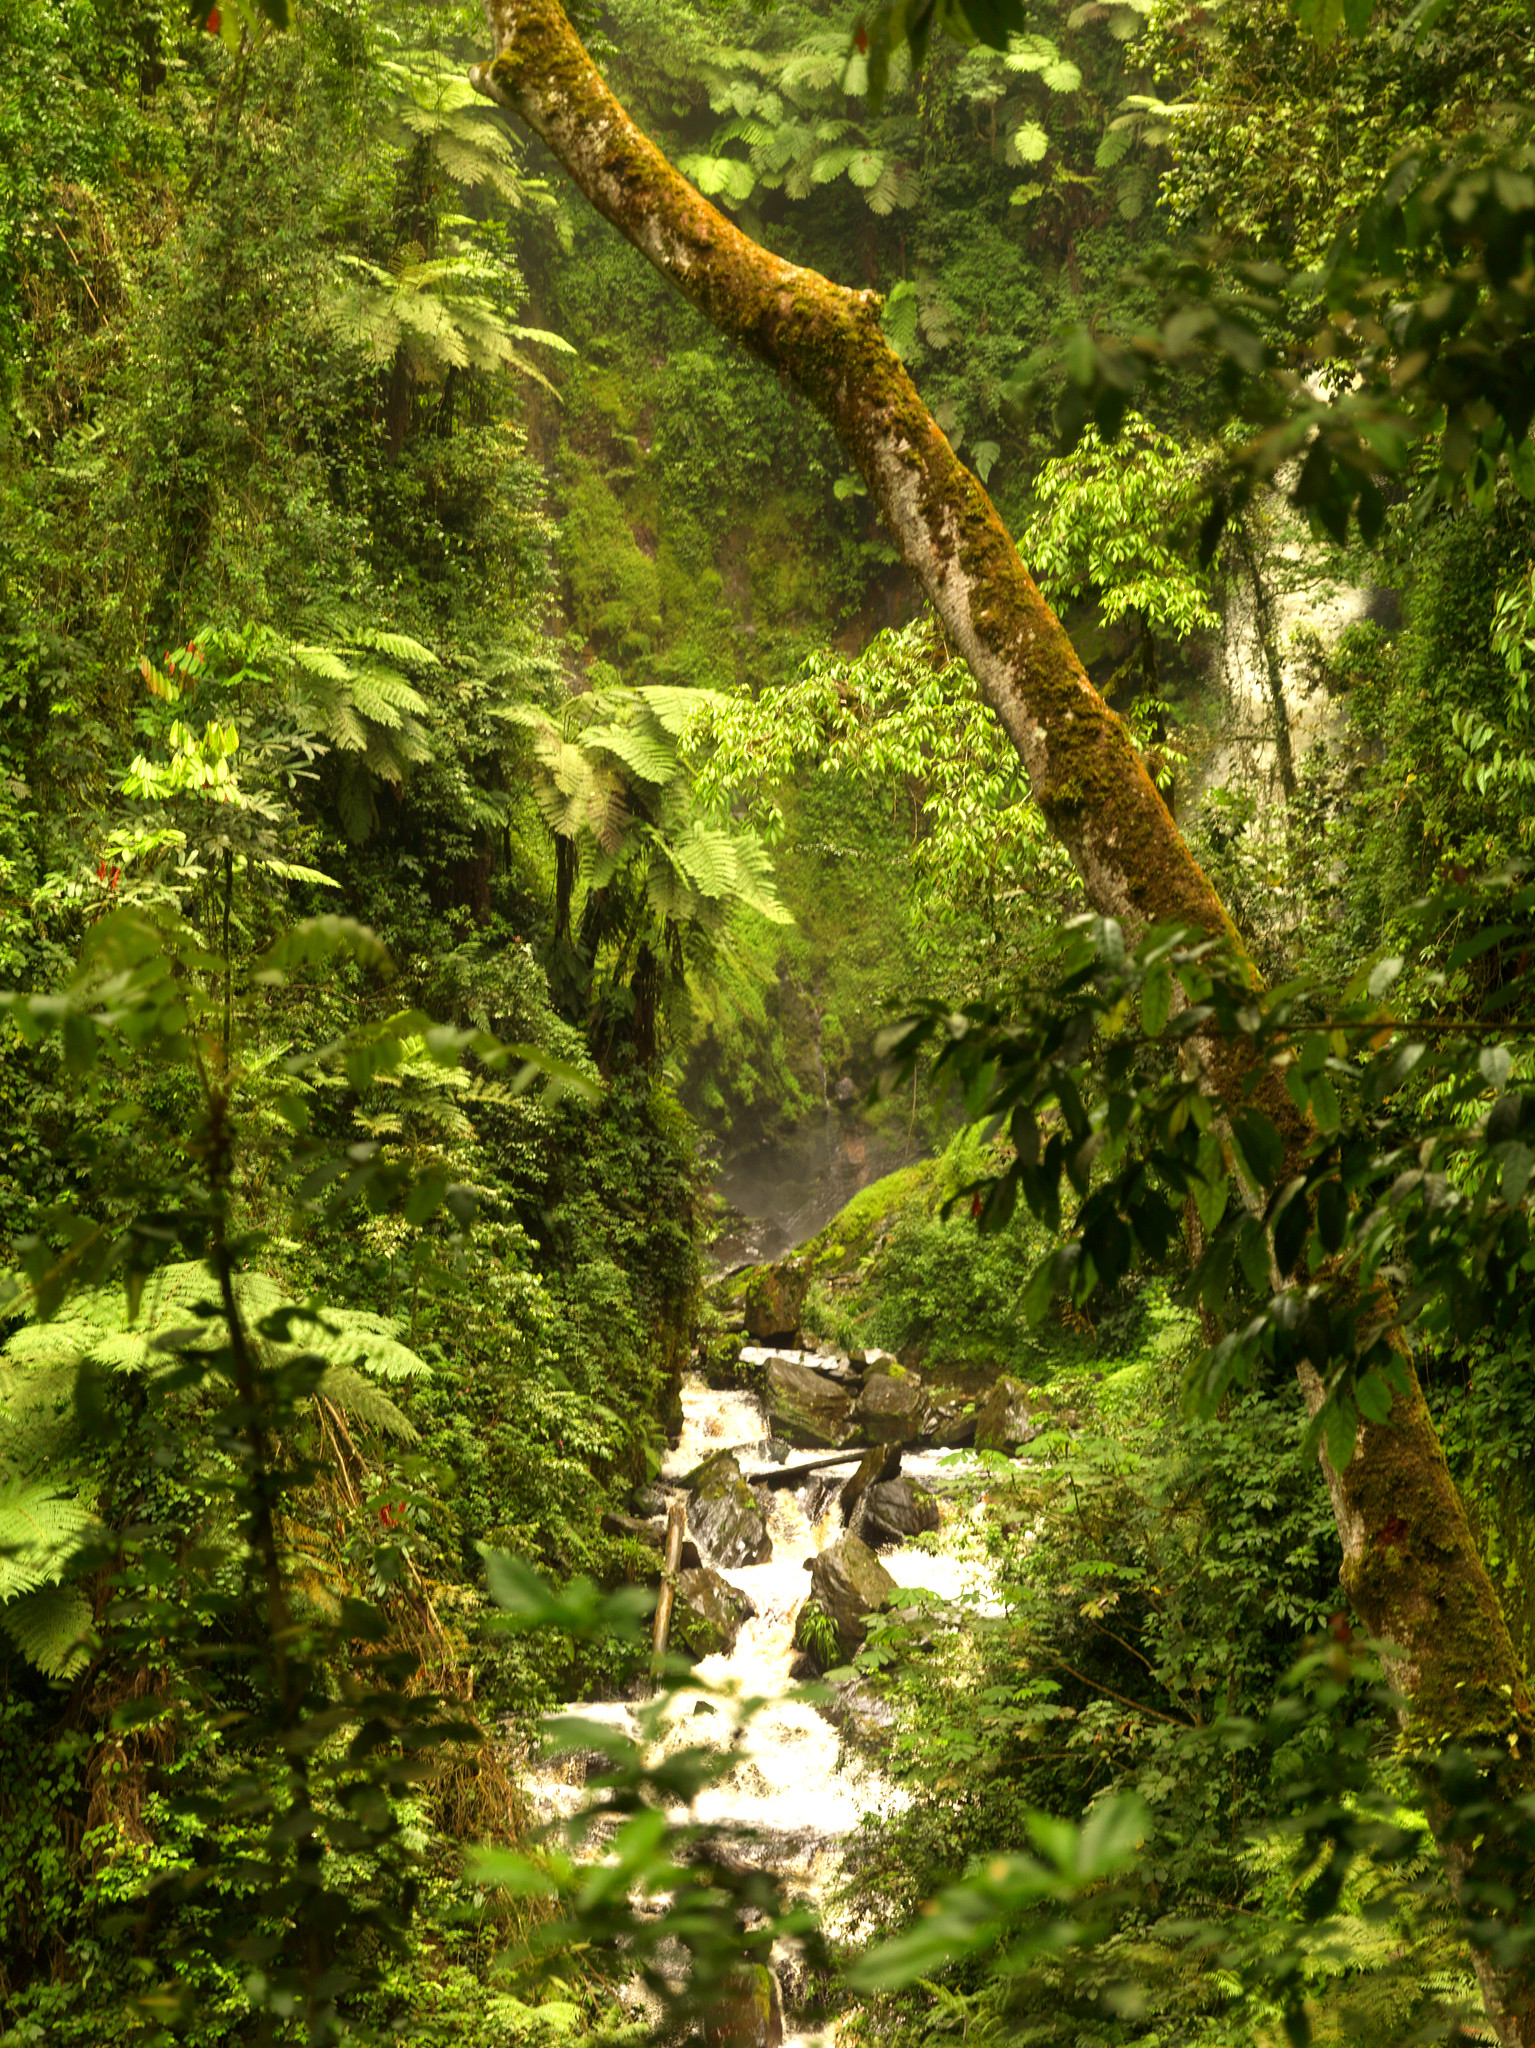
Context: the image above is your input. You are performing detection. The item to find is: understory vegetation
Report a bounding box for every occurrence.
[3,0,1535,2041]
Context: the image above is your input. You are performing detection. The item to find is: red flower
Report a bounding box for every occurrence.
[207,6,220,29]
[855,24,869,51]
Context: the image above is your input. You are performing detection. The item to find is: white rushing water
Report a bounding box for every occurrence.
[527,1372,993,2037]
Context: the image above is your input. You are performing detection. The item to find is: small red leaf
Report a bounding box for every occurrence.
[207,6,221,31]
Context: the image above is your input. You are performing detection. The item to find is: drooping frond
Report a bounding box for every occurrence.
[2,1265,433,1443]
[584,716,680,788]
[314,1367,417,1441]
[0,1584,93,1679]
[0,1479,99,1600]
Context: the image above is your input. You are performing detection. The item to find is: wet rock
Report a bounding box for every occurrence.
[850,1346,899,1374]
[804,1351,860,1385]
[746,1346,858,1386]
[632,1484,667,1517]
[838,1442,903,1520]
[928,1396,978,1449]
[672,1567,758,1659]
[852,1371,929,1445]
[855,1476,941,1548]
[974,1375,1044,1452]
[600,1511,702,1572]
[687,1453,773,1570]
[743,1259,810,1346]
[821,1674,896,1754]
[704,1963,784,2048]
[808,1534,896,1658]
[764,1356,850,1449]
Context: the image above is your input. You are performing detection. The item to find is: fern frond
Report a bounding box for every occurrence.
[0,1480,98,1600]
[584,720,679,787]
[349,629,440,667]
[314,1367,417,1441]
[288,644,355,684]
[0,1584,93,1678]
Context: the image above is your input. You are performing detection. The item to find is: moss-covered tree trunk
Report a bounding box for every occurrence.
[470,5,1535,2033]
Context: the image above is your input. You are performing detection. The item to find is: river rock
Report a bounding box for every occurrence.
[855,1476,941,1548]
[849,1346,898,1373]
[765,1356,850,1448]
[704,1963,784,2048]
[687,1453,772,1569]
[804,1351,860,1384]
[928,1395,978,1448]
[975,1375,1043,1452]
[808,1534,896,1658]
[838,1442,903,1520]
[743,1259,809,1346]
[821,1674,896,1754]
[671,1567,758,1659]
[600,1511,702,1571]
[851,1371,929,1445]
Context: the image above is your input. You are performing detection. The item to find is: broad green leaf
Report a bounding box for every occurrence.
[1310,1072,1341,1133]
[1323,1393,1358,1474]
[1354,1368,1393,1425]
[1502,1142,1535,1209]
[1141,963,1172,1038]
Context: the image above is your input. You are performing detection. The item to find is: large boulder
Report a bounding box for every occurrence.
[838,1442,903,1520]
[808,1534,896,1659]
[820,1674,896,1756]
[671,1567,758,1660]
[687,1453,772,1569]
[743,1259,809,1346]
[852,1370,929,1445]
[854,1476,941,1548]
[765,1356,850,1449]
[975,1375,1043,1452]
[928,1394,978,1449]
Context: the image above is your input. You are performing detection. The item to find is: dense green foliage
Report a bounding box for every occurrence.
[2,0,1535,2042]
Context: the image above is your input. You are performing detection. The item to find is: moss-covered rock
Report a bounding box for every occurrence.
[808,1533,895,1658]
[703,1962,784,2048]
[687,1451,772,1569]
[672,1566,758,1659]
[765,1356,850,1448]
[855,1476,941,1548]
[852,1371,929,1445]
[743,1258,810,1345]
[974,1375,1043,1452]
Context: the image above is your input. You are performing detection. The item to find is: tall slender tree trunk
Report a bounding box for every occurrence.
[470,5,1535,2032]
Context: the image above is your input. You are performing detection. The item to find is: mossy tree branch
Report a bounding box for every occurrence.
[469,9,1535,2034]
